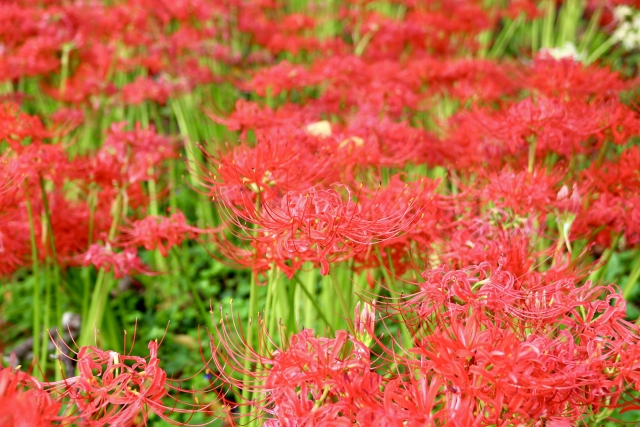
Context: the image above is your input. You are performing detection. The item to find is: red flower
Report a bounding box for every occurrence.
[201,126,336,202]
[216,179,425,276]
[123,210,205,257]
[45,340,207,426]
[0,367,62,427]
[80,244,151,278]
[210,324,381,425]
[527,54,631,99]
[0,102,52,150]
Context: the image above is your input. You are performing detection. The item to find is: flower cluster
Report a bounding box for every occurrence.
[2,0,640,425]
[1,340,213,426]
[213,259,640,425]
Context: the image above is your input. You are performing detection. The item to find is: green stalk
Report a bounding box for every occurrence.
[561,0,583,45]
[542,0,556,49]
[596,139,610,167]
[41,264,52,377]
[38,176,63,381]
[78,192,123,348]
[329,268,354,334]
[528,136,537,173]
[578,6,603,53]
[25,198,42,376]
[586,37,617,64]
[264,270,277,346]
[59,43,73,97]
[292,274,333,332]
[489,14,524,58]
[171,97,215,227]
[171,247,209,325]
[622,252,640,300]
[81,188,98,339]
[239,271,259,425]
[588,233,622,284]
[531,18,540,53]
[300,264,317,329]
[375,245,395,289]
[148,174,168,271]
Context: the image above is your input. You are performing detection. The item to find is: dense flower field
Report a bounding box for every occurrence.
[2,0,640,425]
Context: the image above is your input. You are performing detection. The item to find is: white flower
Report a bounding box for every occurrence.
[614,5,633,22]
[612,6,640,51]
[541,42,585,62]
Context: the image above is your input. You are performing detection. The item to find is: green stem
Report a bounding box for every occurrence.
[171,97,214,227]
[59,43,73,97]
[42,264,52,377]
[596,139,610,167]
[578,5,603,53]
[531,19,540,53]
[38,176,63,381]
[542,0,556,49]
[586,37,617,64]
[292,274,333,332]
[171,247,209,325]
[588,233,622,284]
[78,192,123,348]
[489,14,523,58]
[528,136,537,173]
[25,198,42,376]
[148,175,168,271]
[329,268,354,334]
[622,252,640,300]
[239,272,259,424]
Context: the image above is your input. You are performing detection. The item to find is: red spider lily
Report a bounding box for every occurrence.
[0,153,20,212]
[351,176,450,277]
[208,100,318,139]
[332,112,443,170]
[584,145,640,196]
[526,54,631,99]
[444,95,614,169]
[405,57,519,104]
[356,2,494,59]
[0,366,63,427]
[478,96,602,158]
[439,213,540,276]
[12,142,71,187]
[0,221,30,278]
[32,193,94,264]
[0,161,30,276]
[237,3,340,56]
[0,36,60,82]
[0,102,52,150]
[200,126,336,202]
[477,166,564,217]
[44,340,211,426]
[122,210,206,257]
[80,244,151,279]
[353,301,375,343]
[49,107,85,135]
[246,61,320,97]
[208,318,381,425]
[573,146,640,247]
[70,122,175,201]
[102,122,176,180]
[216,178,426,275]
[502,0,542,19]
[378,260,640,425]
[121,75,188,106]
[210,258,640,425]
[209,234,310,281]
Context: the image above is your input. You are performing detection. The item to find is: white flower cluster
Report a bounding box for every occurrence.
[541,42,585,62]
[612,5,640,50]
